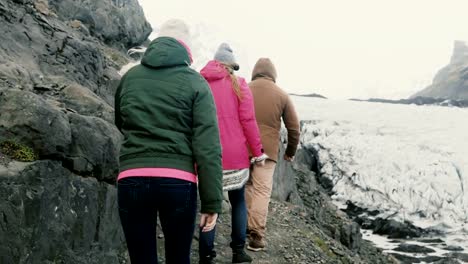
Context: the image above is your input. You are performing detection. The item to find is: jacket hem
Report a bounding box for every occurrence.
[119,155,196,174]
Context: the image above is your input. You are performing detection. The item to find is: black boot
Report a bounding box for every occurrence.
[232,248,253,263]
[199,250,216,264]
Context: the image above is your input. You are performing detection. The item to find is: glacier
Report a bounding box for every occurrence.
[293,96,468,250]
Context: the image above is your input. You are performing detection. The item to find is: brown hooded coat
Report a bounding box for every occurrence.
[249,58,300,162]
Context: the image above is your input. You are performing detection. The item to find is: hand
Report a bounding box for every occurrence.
[199,213,218,232]
[284,154,294,162]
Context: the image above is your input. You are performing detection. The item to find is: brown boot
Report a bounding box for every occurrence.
[247,233,266,252]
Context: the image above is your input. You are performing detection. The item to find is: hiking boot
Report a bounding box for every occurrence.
[199,256,215,264]
[232,249,253,263]
[247,234,266,252]
[199,251,216,264]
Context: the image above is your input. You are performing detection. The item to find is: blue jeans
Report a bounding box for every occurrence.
[118,177,197,264]
[199,186,247,258]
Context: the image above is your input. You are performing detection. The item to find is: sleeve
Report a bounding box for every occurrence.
[237,78,264,157]
[282,95,300,157]
[192,78,223,213]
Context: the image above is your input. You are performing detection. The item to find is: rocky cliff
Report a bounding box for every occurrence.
[411,40,468,100]
[0,0,150,263]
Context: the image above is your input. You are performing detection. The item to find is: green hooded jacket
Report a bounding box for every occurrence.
[115,37,223,213]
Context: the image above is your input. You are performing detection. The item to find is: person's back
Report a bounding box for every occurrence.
[248,58,299,161]
[115,19,223,264]
[117,38,203,171]
[250,78,287,128]
[201,60,263,170]
[198,43,265,264]
[246,58,300,252]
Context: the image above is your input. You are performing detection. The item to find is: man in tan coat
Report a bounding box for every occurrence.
[246,58,300,251]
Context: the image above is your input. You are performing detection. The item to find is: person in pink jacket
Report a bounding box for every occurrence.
[199,43,267,264]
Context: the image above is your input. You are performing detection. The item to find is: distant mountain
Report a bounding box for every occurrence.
[349,96,468,108]
[411,41,468,100]
[290,93,327,99]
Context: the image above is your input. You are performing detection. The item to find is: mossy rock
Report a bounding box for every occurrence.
[0,140,38,162]
[313,236,336,258]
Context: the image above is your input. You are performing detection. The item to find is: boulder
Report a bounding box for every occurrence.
[60,83,114,123]
[0,89,71,158]
[48,0,152,49]
[271,131,302,205]
[0,160,126,264]
[65,113,122,182]
[393,243,436,253]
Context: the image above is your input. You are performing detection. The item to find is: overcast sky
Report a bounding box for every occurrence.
[138,0,468,99]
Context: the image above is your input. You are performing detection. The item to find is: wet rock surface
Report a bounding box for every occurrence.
[393,243,436,253]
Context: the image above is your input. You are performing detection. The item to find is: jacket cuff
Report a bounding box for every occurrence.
[252,148,264,157]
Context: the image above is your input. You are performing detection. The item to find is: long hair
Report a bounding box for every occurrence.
[222,63,242,100]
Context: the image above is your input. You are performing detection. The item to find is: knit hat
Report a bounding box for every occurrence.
[214,43,240,71]
[158,19,191,48]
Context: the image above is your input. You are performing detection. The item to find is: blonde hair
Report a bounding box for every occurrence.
[222,63,242,100]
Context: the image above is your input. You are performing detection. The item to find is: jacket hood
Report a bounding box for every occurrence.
[141,37,191,68]
[200,60,229,81]
[251,58,277,82]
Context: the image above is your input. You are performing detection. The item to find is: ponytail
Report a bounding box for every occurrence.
[222,63,242,100]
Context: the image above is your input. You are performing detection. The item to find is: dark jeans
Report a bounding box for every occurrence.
[199,186,247,258]
[118,177,197,264]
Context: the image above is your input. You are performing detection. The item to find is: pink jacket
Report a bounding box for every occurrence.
[201,60,263,169]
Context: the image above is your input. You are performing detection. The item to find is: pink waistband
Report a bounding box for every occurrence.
[118,168,197,183]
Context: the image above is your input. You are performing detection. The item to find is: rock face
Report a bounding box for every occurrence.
[0,0,150,105]
[0,0,148,262]
[411,40,468,100]
[48,0,151,49]
[0,161,125,264]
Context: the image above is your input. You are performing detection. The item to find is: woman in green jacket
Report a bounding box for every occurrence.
[115,19,223,264]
